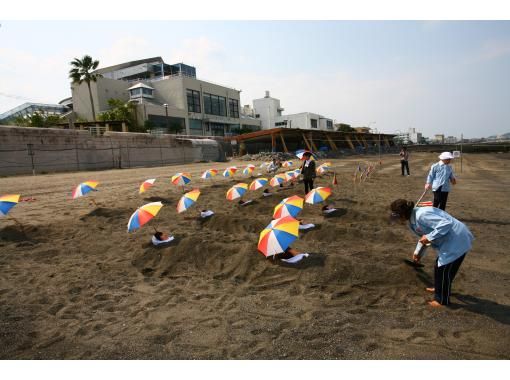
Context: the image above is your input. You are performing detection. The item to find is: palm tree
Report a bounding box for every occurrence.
[69,55,102,121]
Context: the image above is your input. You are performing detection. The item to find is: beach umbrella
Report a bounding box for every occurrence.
[269,174,286,187]
[282,160,293,167]
[258,216,300,257]
[177,188,201,213]
[295,149,316,161]
[171,172,192,186]
[273,195,304,219]
[0,194,20,217]
[72,181,99,199]
[201,169,218,179]
[127,201,163,232]
[139,178,156,194]
[316,165,330,175]
[294,168,301,175]
[249,178,268,191]
[223,167,238,178]
[284,170,298,182]
[243,166,254,176]
[226,183,248,200]
[305,187,332,204]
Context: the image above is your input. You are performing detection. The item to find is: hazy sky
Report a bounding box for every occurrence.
[1,21,509,138]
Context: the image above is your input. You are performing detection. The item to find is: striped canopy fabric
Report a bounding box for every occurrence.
[258,216,299,257]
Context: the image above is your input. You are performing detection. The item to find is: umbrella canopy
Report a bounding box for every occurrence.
[223,167,238,177]
[171,172,192,186]
[284,170,298,181]
[127,201,163,232]
[139,178,156,194]
[295,149,316,161]
[258,216,300,257]
[249,178,268,191]
[177,188,201,213]
[0,194,20,216]
[72,181,99,199]
[242,166,254,176]
[226,183,248,200]
[282,161,293,167]
[305,187,332,204]
[269,174,286,187]
[201,169,218,179]
[316,166,330,175]
[273,195,304,218]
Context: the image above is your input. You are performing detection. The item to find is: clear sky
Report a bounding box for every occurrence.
[1,20,509,138]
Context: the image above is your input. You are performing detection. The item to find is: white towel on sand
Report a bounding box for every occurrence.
[200,210,215,218]
[151,235,175,246]
[240,200,253,206]
[262,192,273,197]
[281,253,310,264]
[299,223,315,230]
[323,208,337,214]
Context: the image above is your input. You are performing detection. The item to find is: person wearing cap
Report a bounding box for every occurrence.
[300,152,316,194]
[425,152,457,211]
[389,199,474,307]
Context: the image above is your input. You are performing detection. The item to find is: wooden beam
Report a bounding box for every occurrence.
[324,132,338,151]
[279,132,289,153]
[308,132,318,151]
[359,134,369,148]
[301,133,312,151]
[383,136,391,147]
[345,134,355,150]
[271,131,276,152]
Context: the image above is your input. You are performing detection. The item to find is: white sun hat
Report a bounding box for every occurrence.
[438,152,454,160]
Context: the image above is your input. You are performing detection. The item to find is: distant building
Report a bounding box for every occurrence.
[445,136,457,144]
[408,128,423,144]
[434,134,445,143]
[0,102,71,124]
[252,91,334,131]
[71,57,260,136]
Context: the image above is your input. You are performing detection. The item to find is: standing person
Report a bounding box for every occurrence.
[300,152,316,194]
[390,199,474,307]
[399,146,410,176]
[425,152,457,211]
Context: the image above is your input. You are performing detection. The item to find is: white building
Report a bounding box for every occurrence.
[252,91,334,131]
[408,128,423,144]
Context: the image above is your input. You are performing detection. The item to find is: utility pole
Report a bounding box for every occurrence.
[460,133,463,173]
[27,143,35,176]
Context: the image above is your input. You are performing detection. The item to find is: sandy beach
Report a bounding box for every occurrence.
[0,152,509,359]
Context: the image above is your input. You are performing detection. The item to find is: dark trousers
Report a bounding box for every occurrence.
[304,179,314,194]
[434,253,466,305]
[401,160,410,175]
[433,186,449,210]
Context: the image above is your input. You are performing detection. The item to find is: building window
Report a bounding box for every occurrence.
[228,99,239,118]
[186,89,201,113]
[203,93,227,116]
[311,119,318,128]
[255,114,260,118]
[326,120,333,129]
[275,121,288,127]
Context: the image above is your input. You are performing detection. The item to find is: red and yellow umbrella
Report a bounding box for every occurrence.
[273,195,304,219]
[269,174,286,187]
[305,187,332,204]
[127,201,164,232]
[226,183,248,200]
[0,194,20,217]
[139,178,156,194]
[177,189,201,213]
[249,178,268,191]
[258,216,300,257]
[171,172,192,186]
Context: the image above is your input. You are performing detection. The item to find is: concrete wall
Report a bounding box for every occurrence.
[0,126,226,176]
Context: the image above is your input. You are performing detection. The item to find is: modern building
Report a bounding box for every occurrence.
[445,136,457,144]
[408,128,423,144]
[434,134,445,143]
[252,91,334,131]
[71,57,261,136]
[0,102,71,124]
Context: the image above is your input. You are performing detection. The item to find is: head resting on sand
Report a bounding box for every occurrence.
[390,199,415,221]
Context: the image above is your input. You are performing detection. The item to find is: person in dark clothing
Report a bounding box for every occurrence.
[399,146,410,176]
[300,152,316,194]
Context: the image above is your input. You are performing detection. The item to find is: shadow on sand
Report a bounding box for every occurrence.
[451,294,510,325]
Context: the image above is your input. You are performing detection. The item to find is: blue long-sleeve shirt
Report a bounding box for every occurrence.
[426,161,455,192]
[409,207,474,267]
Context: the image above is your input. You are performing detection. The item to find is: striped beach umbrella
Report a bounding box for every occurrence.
[226,183,248,200]
[282,161,293,168]
[201,169,218,179]
[223,167,238,178]
[0,194,20,217]
[273,195,304,219]
[72,181,99,199]
[243,166,254,176]
[139,178,156,194]
[249,178,268,191]
[127,201,163,232]
[177,189,201,213]
[258,216,300,257]
[305,187,332,204]
[171,172,192,186]
[316,166,330,175]
[284,170,298,182]
[269,174,286,187]
[295,150,316,161]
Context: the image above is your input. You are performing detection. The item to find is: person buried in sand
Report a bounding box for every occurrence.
[278,247,310,264]
[425,151,457,211]
[389,199,474,307]
[152,230,175,246]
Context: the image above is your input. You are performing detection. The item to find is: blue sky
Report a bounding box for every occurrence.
[1,21,509,137]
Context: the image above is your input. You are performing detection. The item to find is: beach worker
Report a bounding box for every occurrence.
[262,189,273,197]
[390,199,474,307]
[425,152,457,210]
[152,231,175,246]
[300,152,316,194]
[267,158,279,174]
[399,146,410,176]
[200,209,215,218]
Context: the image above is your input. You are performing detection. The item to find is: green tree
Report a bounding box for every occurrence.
[168,121,184,134]
[69,55,102,122]
[98,98,143,132]
[336,123,354,132]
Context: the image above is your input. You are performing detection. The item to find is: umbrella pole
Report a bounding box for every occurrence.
[415,189,429,205]
[9,215,24,230]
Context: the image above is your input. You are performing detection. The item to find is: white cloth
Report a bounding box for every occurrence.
[323,208,337,214]
[304,160,311,168]
[200,210,215,218]
[240,200,253,206]
[262,192,273,197]
[281,253,310,264]
[299,223,315,230]
[151,235,174,246]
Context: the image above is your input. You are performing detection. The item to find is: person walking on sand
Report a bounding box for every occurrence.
[425,152,457,211]
[389,199,474,307]
[399,146,410,176]
[300,152,316,194]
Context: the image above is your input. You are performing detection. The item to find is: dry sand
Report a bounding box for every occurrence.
[0,152,509,359]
